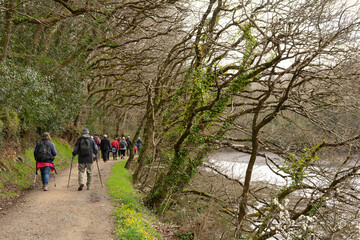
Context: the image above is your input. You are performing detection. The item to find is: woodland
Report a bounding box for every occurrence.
[1,0,360,239]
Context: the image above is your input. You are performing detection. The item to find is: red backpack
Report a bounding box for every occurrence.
[93,136,100,147]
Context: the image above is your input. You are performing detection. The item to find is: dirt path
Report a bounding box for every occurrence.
[0,158,118,240]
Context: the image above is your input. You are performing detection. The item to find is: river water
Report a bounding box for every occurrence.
[206,147,287,185]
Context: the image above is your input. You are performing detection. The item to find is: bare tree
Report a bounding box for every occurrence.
[138,0,360,239]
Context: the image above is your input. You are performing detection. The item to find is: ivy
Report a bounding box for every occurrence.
[280,142,322,185]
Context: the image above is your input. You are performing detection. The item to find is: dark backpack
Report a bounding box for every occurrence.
[119,140,127,149]
[36,140,54,162]
[79,138,92,156]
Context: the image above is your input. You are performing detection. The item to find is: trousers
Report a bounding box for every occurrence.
[78,162,93,187]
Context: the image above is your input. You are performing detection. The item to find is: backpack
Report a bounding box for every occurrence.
[94,136,100,146]
[79,138,92,156]
[36,140,54,162]
[112,147,117,153]
[119,140,127,149]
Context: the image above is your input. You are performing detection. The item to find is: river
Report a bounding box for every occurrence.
[206,147,288,185]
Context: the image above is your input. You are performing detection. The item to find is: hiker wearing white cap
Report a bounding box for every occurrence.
[100,134,111,163]
[119,137,128,159]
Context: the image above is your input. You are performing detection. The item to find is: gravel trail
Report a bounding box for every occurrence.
[0,159,117,240]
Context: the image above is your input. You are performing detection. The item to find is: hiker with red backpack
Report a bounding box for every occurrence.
[111,137,119,160]
[93,134,101,158]
[34,132,57,191]
[72,129,98,191]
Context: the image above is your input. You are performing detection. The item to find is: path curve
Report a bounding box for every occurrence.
[0,159,117,240]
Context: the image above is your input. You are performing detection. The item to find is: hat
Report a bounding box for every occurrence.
[82,129,90,134]
[104,134,107,138]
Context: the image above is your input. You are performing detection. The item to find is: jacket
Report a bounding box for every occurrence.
[136,138,143,147]
[72,135,98,163]
[126,138,132,148]
[111,140,119,148]
[34,139,57,163]
[119,139,127,150]
[100,137,112,151]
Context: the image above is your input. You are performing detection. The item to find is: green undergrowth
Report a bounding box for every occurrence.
[0,137,72,198]
[107,161,162,240]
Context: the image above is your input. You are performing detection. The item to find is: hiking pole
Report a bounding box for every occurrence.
[53,171,56,187]
[67,155,74,189]
[33,172,38,188]
[33,162,38,189]
[53,166,57,187]
[95,156,103,188]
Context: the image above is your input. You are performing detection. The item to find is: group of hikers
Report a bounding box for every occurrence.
[33,129,143,191]
[93,134,142,162]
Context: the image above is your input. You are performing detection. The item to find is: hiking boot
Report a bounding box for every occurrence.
[43,185,48,191]
[87,185,91,190]
[78,184,84,191]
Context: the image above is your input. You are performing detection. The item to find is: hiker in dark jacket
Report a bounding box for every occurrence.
[136,137,143,154]
[126,136,132,156]
[119,137,127,159]
[72,129,98,191]
[34,132,57,191]
[100,134,111,163]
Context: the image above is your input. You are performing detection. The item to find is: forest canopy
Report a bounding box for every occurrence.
[1,0,360,239]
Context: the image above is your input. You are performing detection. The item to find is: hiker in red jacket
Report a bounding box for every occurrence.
[111,138,119,160]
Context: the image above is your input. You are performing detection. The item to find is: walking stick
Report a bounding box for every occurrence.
[67,156,74,189]
[95,156,103,188]
[53,171,56,187]
[53,165,57,187]
[33,162,38,188]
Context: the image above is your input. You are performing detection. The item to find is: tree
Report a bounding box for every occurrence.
[137,0,360,238]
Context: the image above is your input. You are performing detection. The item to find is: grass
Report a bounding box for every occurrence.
[106,161,162,240]
[0,154,34,197]
[0,137,73,198]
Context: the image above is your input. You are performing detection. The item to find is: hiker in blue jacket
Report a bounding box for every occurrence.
[136,137,143,154]
[34,132,57,191]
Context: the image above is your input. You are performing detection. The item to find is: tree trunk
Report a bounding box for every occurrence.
[235,132,259,236]
[124,113,146,169]
[132,90,155,182]
[132,110,153,183]
[2,0,15,62]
